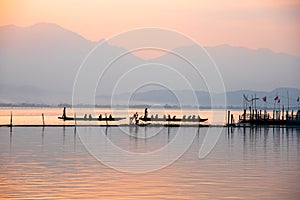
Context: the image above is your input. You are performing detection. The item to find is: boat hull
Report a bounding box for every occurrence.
[58,117,126,121]
[139,117,208,122]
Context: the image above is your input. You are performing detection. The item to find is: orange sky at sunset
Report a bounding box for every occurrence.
[1,0,300,56]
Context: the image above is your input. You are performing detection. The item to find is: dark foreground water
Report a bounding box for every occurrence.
[0,126,299,199]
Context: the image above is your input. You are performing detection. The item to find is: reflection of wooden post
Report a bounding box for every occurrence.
[42,113,45,126]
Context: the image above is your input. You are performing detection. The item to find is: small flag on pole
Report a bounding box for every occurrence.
[274,96,279,101]
[263,96,267,102]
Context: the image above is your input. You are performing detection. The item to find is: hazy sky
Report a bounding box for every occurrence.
[1,0,300,56]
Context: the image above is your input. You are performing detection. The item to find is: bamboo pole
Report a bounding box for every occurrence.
[42,113,45,126]
[10,112,13,127]
[227,110,230,125]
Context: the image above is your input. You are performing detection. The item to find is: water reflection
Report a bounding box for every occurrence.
[1,126,300,199]
[5,126,300,158]
[222,126,300,158]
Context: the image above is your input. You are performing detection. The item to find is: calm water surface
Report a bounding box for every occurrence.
[1,125,299,199]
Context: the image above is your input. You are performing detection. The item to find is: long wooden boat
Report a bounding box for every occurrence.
[58,116,126,121]
[138,117,208,122]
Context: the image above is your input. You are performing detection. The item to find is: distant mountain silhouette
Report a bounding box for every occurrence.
[99,87,300,108]
[0,23,299,105]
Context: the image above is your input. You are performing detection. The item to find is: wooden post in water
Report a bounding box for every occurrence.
[74,113,77,129]
[249,107,251,120]
[10,112,13,127]
[227,110,230,125]
[42,113,45,126]
[259,110,261,119]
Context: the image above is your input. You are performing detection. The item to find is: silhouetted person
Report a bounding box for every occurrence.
[144,108,148,118]
[89,114,92,119]
[99,114,102,119]
[109,114,112,119]
[135,112,139,124]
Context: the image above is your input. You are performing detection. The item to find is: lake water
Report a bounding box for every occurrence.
[0,108,300,199]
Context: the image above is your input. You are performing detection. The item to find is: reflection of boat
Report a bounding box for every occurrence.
[129,123,208,127]
[58,116,126,121]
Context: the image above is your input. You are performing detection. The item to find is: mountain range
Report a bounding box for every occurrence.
[0,23,299,107]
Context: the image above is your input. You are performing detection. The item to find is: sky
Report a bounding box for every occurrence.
[0,0,300,56]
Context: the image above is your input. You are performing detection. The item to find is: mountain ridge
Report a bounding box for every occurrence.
[0,23,299,105]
